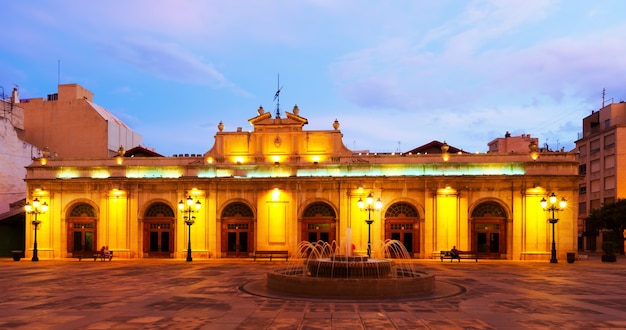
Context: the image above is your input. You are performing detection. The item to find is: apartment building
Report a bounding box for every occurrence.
[576,102,626,250]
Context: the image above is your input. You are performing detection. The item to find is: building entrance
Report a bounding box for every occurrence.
[142,202,175,258]
[224,223,251,257]
[301,202,336,244]
[70,222,95,254]
[475,227,501,257]
[220,202,255,258]
[67,203,97,257]
[307,223,331,243]
[145,222,172,257]
[471,201,507,259]
[384,202,420,257]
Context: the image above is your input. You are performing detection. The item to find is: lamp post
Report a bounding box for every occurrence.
[179,196,201,262]
[540,192,567,264]
[25,198,48,262]
[358,192,382,257]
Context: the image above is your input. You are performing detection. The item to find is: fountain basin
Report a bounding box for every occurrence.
[306,257,393,278]
[267,268,435,298]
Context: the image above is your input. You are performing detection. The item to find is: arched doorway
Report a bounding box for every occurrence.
[471,201,507,259]
[384,202,419,256]
[67,203,97,257]
[142,202,175,258]
[301,202,336,244]
[221,202,255,257]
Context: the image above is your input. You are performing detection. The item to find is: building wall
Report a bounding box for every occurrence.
[576,102,626,250]
[488,132,539,153]
[24,132,579,261]
[20,84,141,158]
[23,168,578,260]
[0,101,41,214]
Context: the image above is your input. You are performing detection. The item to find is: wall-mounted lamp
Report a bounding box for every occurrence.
[272,188,280,201]
[39,147,51,166]
[116,146,125,165]
[441,141,450,162]
[529,141,539,161]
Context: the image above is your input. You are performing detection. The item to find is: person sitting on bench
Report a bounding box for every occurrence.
[450,246,460,260]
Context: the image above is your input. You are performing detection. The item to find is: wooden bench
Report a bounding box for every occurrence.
[440,250,477,262]
[77,251,113,261]
[253,250,288,261]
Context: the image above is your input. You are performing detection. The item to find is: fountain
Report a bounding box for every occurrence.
[266,239,435,298]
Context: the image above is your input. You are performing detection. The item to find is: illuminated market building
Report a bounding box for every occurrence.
[23,105,580,260]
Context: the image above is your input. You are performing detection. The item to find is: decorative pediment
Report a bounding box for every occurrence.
[247,105,309,132]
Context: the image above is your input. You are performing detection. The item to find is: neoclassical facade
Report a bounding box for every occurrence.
[24,105,580,260]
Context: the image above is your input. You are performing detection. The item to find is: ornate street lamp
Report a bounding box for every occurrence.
[358,192,382,257]
[179,196,201,262]
[540,192,567,263]
[25,198,48,262]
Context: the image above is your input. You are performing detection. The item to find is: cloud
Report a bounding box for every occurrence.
[330,0,626,117]
[103,38,226,86]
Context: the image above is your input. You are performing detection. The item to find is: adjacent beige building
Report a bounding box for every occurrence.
[23,105,580,261]
[576,101,626,250]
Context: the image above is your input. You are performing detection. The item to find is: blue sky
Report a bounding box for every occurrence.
[2,1,626,156]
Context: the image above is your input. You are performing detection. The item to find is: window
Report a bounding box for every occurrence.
[604,197,615,205]
[591,180,600,193]
[579,184,586,194]
[605,119,611,129]
[604,176,615,190]
[590,199,601,211]
[605,155,615,169]
[590,159,600,172]
[579,202,586,214]
[579,164,587,175]
[604,133,615,148]
[590,139,600,153]
[591,123,600,133]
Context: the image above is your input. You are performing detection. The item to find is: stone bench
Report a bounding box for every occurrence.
[77,251,113,261]
[253,250,288,261]
[440,250,477,262]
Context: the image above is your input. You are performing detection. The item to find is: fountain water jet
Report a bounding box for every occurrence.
[267,240,435,298]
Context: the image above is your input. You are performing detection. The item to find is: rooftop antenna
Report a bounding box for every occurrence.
[273,74,283,118]
[602,88,606,107]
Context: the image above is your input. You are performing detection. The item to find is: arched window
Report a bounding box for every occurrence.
[145,202,175,218]
[303,202,336,218]
[471,202,506,218]
[385,202,418,218]
[70,203,96,217]
[222,202,254,218]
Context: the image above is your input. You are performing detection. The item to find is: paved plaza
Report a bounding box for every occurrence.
[1,254,626,329]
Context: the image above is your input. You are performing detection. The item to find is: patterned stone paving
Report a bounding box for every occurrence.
[0,255,625,329]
